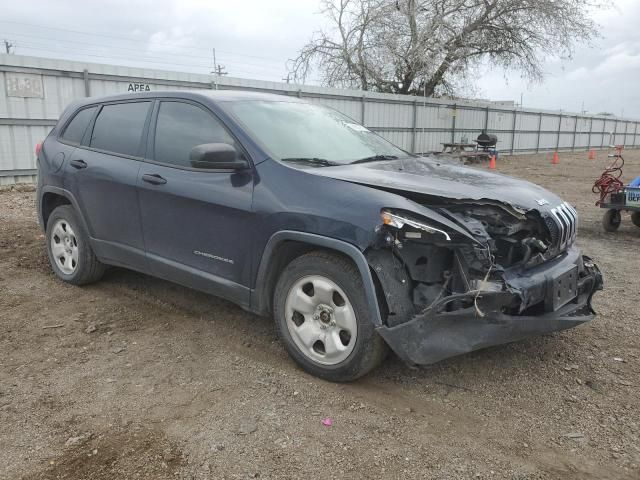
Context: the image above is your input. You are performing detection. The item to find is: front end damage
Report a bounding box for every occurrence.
[368,200,603,366]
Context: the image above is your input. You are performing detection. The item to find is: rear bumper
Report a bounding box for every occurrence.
[376,248,603,366]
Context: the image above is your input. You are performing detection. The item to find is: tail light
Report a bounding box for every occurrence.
[35,142,42,157]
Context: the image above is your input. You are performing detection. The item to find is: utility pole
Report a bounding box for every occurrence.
[211,48,227,77]
[282,73,291,84]
[4,40,14,54]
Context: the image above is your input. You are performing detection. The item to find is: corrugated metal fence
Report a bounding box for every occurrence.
[2,53,638,185]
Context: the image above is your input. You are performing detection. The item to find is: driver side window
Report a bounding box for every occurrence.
[153,101,236,168]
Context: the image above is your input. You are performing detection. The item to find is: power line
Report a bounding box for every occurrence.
[0,20,285,63]
[6,35,286,74]
[11,40,285,76]
[2,30,284,70]
[13,44,283,79]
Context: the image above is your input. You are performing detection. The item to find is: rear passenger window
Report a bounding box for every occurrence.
[90,102,150,157]
[61,107,97,145]
[153,101,236,167]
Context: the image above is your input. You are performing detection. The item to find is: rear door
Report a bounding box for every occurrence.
[63,100,152,271]
[137,100,254,305]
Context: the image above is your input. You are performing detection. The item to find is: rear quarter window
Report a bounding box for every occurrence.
[61,106,97,145]
[90,102,151,157]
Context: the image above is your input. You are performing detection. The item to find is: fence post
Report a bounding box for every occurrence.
[510,108,517,154]
[601,117,605,149]
[612,118,618,147]
[451,104,457,144]
[536,112,542,153]
[587,116,593,150]
[556,114,562,152]
[634,122,638,148]
[411,99,418,154]
[361,95,366,125]
[572,115,579,151]
[83,69,90,97]
[624,121,629,147]
[484,106,490,131]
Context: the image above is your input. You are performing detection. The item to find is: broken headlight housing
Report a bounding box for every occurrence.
[380,209,452,241]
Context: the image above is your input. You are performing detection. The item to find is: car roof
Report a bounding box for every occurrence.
[72,89,302,107]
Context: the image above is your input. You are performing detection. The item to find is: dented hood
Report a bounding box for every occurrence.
[305,156,563,211]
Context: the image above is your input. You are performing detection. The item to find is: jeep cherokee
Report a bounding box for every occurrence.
[36,91,603,381]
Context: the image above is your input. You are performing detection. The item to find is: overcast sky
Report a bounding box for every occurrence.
[2,0,639,117]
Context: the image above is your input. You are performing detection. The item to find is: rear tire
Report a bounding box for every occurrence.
[46,205,106,285]
[602,209,621,232]
[273,251,388,382]
[631,211,640,228]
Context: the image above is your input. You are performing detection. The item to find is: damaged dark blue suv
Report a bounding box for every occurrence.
[36,91,603,381]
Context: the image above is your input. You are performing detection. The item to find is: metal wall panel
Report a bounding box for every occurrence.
[455,107,485,130]
[514,132,538,151]
[488,110,513,131]
[591,119,605,132]
[591,133,604,147]
[518,113,540,131]
[540,115,560,132]
[417,104,451,129]
[0,173,36,186]
[366,101,413,128]
[559,133,574,149]
[0,124,51,171]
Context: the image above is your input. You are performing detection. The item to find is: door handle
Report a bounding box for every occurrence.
[142,173,167,185]
[70,159,87,169]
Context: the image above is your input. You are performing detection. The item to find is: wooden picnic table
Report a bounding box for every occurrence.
[441,142,478,154]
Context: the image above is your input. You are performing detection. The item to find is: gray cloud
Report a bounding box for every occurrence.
[477,0,640,117]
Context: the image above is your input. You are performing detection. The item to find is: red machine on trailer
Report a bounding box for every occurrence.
[593,146,640,231]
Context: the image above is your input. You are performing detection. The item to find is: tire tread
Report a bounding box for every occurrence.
[273,250,387,382]
[46,205,106,285]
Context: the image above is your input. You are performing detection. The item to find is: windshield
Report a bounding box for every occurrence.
[226,100,407,165]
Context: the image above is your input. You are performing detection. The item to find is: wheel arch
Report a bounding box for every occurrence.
[252,231,383,327]
[39,186,91,235]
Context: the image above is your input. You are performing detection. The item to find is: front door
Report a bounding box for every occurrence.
[137,100,254,306]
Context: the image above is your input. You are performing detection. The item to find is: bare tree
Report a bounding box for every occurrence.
[290,0,605,96]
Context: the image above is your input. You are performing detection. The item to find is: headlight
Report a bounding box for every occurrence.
[381,209,452,241]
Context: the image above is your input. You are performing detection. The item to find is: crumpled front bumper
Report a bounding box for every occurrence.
[376,248,603,366]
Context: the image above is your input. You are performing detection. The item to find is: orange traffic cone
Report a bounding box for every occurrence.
[552,152,559,165]
[588,149,596,160]
[489,155,496,170]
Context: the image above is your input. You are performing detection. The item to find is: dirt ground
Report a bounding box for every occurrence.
[1,150,639,480]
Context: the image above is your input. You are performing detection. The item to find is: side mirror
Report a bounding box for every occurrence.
[189,143,248,170]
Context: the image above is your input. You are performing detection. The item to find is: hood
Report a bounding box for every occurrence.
[304,156,563,212]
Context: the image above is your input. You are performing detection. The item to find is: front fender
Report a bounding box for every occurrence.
[251,231,383,326]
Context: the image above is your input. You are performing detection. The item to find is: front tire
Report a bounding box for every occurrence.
[46,205,105,285]
[273,251,388,382]
[631,211,640,228]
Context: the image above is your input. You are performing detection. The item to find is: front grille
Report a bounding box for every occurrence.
[550,202,578,250]
[544,216,561,245]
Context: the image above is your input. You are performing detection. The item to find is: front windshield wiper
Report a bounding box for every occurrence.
[350,154,399,164]
[281,157,341,167]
